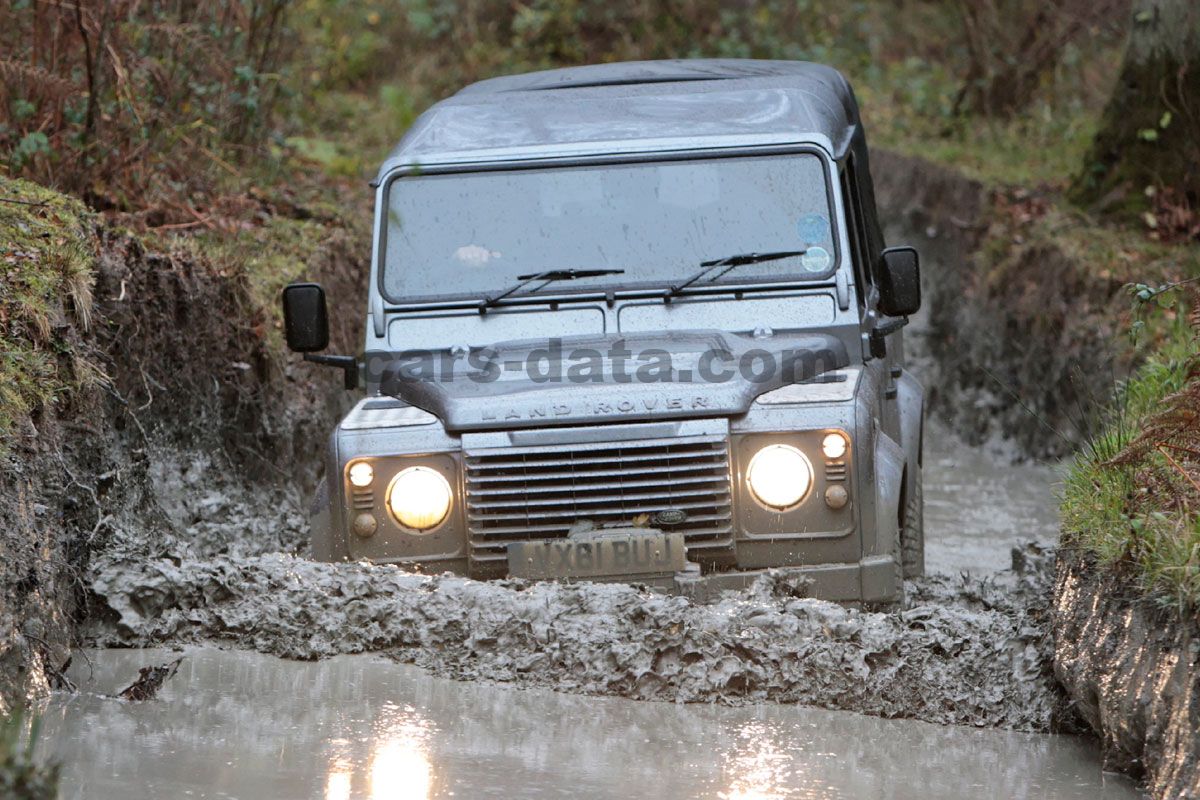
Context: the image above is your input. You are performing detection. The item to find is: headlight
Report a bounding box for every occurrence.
[387,466,452,531]
[747,444,813,509]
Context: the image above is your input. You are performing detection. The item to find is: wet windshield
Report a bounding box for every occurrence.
[381,154,837,304]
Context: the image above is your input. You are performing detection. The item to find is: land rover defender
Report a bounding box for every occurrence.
[282,59,925,604]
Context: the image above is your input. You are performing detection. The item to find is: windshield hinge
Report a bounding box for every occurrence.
[371,292,385,338]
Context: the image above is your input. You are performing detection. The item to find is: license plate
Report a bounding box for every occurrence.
[507,531,687,580]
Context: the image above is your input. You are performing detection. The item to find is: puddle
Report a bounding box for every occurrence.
[923,419,1062,574]
[39,647,1141,800]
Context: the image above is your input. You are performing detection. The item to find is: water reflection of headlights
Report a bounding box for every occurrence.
[325,767,352,800]
[720,722,789,800]
[370,706,434,800]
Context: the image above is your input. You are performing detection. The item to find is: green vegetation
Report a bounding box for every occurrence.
[0,712,59,800]
[1061,294,1200,608]
[0,177,99,450]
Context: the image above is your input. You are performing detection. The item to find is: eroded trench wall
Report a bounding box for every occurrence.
[0,205,369,712]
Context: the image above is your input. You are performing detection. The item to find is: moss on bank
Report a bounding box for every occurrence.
[0,178,99,450]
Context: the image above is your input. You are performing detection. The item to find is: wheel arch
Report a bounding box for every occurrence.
[895,369,925,506]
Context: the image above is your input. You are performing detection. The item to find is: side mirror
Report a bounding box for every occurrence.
[877,246,921,317]
[282,282,330,353]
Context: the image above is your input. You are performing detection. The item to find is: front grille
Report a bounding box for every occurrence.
[464,433,734,571]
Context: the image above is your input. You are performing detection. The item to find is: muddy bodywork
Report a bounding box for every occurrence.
[307,60,924,603]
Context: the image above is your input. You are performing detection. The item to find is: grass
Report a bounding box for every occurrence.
[1061,306,1200,610]
[0,177,100,451]
[858,76,1104,189]
[167,164,372,354]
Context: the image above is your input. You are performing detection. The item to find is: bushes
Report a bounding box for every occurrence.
[0,0,1141,207]
[0,0,295,212]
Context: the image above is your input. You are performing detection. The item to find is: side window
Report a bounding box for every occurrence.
[839,158,872,308]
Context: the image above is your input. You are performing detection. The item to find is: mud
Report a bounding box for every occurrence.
[39,646,1143,800]
[84,526,1072,731]
[922,420,1062,574]
[1052,550,1200,798]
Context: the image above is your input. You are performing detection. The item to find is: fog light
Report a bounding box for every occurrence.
[825,484,849,510]
[353,512,378,537]
[348,461,374,488]
[821,432,848,460]
[747,444,813,509]
[387,466,452,531]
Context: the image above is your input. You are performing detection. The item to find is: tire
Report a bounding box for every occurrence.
[900,472,925,578]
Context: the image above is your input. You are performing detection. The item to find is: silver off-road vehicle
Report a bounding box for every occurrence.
[283,60,925,603]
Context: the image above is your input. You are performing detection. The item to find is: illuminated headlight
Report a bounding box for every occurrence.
[746,444,813,510]
[387,466,452,531]
[821,432,848,460]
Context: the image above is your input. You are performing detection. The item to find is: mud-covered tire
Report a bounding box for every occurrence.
[892,522,907,606]
[900,473,925,578]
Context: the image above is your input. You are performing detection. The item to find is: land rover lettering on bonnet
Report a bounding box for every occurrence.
[283,59,925,604]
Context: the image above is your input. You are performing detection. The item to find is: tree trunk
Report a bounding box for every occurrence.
[1072,0,1200,215]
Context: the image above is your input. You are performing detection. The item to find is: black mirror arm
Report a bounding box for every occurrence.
[303,353,359,390]
[867,315,909,360]
[874,315,909,337]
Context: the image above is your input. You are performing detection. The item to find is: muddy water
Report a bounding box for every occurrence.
[41,646,1139,800]
[923,420,1062,574]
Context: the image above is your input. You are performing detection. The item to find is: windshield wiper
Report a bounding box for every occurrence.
[665,250,808,300]
[479,268,625,312]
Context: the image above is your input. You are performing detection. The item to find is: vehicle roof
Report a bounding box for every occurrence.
[376,59,861,180]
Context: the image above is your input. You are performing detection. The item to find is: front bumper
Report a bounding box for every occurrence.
[321,417,885,600]
[671,553,899,603]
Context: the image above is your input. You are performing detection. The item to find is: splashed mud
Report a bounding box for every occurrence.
[86,513,1071,732]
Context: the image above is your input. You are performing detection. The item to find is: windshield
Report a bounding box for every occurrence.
[381,154,838,304]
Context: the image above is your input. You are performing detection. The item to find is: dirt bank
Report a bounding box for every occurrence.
[0,178,367,711]
[872,151,1136,459]
[1053,549,1199,798]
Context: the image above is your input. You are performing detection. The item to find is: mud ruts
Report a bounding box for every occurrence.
[1053,549,1200,798]
[87,540,1071,733]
